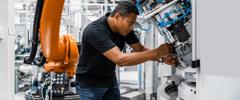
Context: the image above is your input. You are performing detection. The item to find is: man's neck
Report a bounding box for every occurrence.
[107,17,117,33]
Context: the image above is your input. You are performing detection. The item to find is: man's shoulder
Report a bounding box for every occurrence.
[83,24,107,37]
[84,18,108,32]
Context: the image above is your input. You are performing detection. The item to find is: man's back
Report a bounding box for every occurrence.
[76,13,139,87]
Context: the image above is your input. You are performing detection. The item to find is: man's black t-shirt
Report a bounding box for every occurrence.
[76,13,139,87]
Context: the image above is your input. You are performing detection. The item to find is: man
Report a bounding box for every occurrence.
[75,1,177,100]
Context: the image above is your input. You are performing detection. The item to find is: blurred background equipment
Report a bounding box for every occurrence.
[2,0,240,100]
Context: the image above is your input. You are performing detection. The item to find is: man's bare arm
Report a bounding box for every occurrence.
[103,46,156,67]
[128,42,149,52]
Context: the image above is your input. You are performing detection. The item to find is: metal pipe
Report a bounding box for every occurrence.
[143,0,178,20]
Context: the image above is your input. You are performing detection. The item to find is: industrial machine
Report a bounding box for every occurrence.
[2,0,240,99]
[23,0,80,99]
[21,0,197,100]
[134,0,198,100]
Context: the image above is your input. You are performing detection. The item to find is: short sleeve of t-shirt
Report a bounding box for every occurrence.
[125,31,139,44]
[85,27,116,54]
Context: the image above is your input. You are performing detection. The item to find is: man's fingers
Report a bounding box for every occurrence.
[167,43,175,53]
[171,59,178,66]
[163,55,178,66]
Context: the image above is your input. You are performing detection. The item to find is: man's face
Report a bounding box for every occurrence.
[114,12,137,36]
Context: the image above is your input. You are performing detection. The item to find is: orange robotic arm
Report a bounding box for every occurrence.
[39,0,79,78]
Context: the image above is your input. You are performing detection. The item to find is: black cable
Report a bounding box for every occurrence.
[33,51,46,67]
[24,0,44,64]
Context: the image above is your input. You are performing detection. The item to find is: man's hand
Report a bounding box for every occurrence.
[152,43,172,61]
[152,43,178,66]
[162,54,178,66]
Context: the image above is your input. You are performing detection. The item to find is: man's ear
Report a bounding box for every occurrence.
[114,13,121,21]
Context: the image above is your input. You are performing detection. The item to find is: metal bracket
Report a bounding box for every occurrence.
[192,60,200,68]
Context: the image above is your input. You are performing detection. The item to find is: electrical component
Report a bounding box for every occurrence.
[136,0,197,100]
[178,82,196,100]
[42,72,68,96]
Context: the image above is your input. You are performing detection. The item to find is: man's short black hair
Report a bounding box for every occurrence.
[110,1,139,17]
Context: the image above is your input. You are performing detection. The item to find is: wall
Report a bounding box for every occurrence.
[197,0,240,100]
[0,0,15,99]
